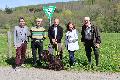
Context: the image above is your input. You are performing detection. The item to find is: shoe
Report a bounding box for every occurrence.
[73,62,78,66]
[37,61,42,66]
[21,64,26,68]
[14,66,20,72]
[33,63,37,67]
[70,65,74,68]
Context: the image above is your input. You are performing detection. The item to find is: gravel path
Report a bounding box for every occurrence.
[0,67,120,80]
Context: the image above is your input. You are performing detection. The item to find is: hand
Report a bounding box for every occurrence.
[95,43,100,48]
[72,39,77,43]
[55,39,57,42]
[52,39,55,43]
[24,41,27,44]
[14,45,17,49]
[54,41,57,44]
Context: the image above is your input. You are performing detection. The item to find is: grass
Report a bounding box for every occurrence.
[0,33,120,72]
[0,34,8,66]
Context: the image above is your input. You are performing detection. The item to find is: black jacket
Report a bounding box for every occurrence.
[81,25,101,44]
[48,24,63,44]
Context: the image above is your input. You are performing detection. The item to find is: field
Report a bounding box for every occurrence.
[0,33,120,72]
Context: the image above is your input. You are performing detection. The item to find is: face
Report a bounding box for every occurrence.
[69,23,74,31]
[84,19,90,26]
[36,19,43,26]
[19,19,25,27]
[84,17,91,26]
[54,19,59,27]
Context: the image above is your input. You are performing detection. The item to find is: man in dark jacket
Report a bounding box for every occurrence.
[48,18,63,60]
[81,17,101,66]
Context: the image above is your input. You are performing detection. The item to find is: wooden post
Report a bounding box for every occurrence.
[49,18,52,26]
[7,31,12,58]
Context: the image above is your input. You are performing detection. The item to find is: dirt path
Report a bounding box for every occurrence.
[0,67,120,80]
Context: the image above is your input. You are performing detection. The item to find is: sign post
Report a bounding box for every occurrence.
[43,6,56,26]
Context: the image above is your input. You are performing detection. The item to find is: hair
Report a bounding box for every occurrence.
[54,18,59,21]
[66,22,76,31]
[19,17,25,22]
[84,17,90,21]
[35,18,43,22]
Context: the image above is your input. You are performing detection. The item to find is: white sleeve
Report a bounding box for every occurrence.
[74,30,78,40]
[27,27,30,37]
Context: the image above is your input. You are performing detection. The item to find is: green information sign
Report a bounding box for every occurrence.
[43,6,56,19]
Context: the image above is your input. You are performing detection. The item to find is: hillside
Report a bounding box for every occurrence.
[0,0,120,32]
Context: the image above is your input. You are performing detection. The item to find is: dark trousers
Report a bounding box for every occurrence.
[84,41,99,66]
[31,41,43,65]
[68,50,75,66]
[16,43,27,66]
[51,43,63,60]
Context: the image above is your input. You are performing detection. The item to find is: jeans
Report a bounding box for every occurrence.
[68,50,75,66]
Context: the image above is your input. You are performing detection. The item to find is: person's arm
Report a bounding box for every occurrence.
[57,27,63,41]
[95,26,101,44]
[29,29,32,38]
[81,26,85,42]
[48,26,52,40]
[27,27,31,37]
[25,27,30,42]
[48,26,56,43]
[94,26,101,48]
[42,28,46,40]
[72,29,78,43]
[74,29,78,40]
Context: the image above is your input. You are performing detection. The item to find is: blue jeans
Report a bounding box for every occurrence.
[68,50,75,66]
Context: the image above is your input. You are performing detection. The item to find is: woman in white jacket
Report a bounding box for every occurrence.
[65,22,79,66]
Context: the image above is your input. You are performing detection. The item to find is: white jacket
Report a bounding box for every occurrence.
[65,29,79,51]
[14,26,29,48]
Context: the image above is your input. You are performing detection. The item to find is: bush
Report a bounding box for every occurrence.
[5,7,13,14]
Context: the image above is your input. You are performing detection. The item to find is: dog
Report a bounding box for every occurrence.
[41,50,50,62]
[48,55,64,71]
[41,50,64,71]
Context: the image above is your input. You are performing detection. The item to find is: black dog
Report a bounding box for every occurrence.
[41,50,64,71]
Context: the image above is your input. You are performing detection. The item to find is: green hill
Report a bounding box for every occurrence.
[0,0,120,32]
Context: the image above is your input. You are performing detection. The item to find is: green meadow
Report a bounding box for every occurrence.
[0,33,120,72]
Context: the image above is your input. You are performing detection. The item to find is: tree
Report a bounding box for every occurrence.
[5,7,13,14]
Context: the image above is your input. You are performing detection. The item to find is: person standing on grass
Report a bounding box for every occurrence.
[14,17,29,68]
[30,18,46,67]
[48,18,63,60]
[81,17,101,66]
[65,22,79,66]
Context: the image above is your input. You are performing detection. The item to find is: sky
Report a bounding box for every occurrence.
[0,0,78,9]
